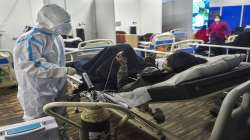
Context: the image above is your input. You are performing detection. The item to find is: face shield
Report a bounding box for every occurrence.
[37,4,72,35]
[52,22,72,35]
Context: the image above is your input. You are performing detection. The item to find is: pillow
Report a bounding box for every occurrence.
[152,54,245,87]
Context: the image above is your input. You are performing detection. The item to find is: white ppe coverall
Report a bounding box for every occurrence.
[14,27,68,121]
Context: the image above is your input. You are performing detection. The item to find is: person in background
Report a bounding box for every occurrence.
[227,26,250,47]
[208,15,230,45]
[195,25,209,43]
[13,4,76,121]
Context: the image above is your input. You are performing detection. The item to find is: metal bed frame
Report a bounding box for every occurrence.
[170,39,204,52]
[189,43,250,61]
[65,39,114,64]
[0,50,16,88]
[169,28,188,41]
[58,40,250,140]
[44,79,250,140]
[65,39,206,64]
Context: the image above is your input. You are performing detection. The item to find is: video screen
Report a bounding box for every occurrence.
[192,0,210,30]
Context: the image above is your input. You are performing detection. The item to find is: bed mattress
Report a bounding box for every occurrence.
[148,63,250,102]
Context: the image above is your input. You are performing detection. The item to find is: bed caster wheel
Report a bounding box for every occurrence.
[139,104,153,114]
[74,107,80,113]
[160,135,166,140]
[209,105,220,117]
[153,108,165,124]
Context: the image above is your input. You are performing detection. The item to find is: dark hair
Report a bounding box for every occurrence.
[214,15,221,19]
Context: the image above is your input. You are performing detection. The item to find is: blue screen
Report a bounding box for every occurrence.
[222,6,241,31]
[242,5,250,27]
[192,0,210,30]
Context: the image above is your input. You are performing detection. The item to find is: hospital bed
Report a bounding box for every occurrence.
[170,39,204,53]
[194,43,250,58]
[210,80,250,140]
[3,74,250,140]
[0,50,16,88]
[62,41,250,139]
[43,53,250,140]
[138,28,186,50]
[170,28,188,41]
[138,32,175,53]
[149,32,175,51]
[65,38,204,64]
[67,53,248,105]
[65,39,114,64]
[43,78,250,140]
[0,40,247,139]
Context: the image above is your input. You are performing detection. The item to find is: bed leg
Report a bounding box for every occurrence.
[138,104,166,124]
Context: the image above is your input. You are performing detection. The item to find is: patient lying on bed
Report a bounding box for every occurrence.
[70,44,246,108]
[73,44,207,91]
[119,51,207,91]
[116,54,246,107]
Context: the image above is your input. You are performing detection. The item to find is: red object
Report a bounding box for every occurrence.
[208,22,230,40]
[195,29,209,43]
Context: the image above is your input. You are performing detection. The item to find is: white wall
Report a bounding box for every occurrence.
[211,0,250,7]
[66,0,97,40]
[95,0,116,41]
[114,0,140,33]
[47,0,116,41]
[114,0,162,35]
[45,0,97,40]
[0,0,43,51]
[162,0,193,37]
[0,0,129,51]
[44,0,65,8]
[138,0,162,34]
[30,1,44,24]
[0,0,98,51]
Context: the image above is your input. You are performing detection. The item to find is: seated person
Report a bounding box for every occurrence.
[226,26,250,54]
[194,25,209,43]
[196,26,250,56]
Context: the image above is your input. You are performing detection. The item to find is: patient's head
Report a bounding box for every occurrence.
[163,51,207,73]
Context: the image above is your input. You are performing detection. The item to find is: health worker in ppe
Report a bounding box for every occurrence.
[13,4,76,121]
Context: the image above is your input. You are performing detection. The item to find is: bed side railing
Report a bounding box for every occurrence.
[78,39,114,50]
[65,38,250,64]
[187,43,250,61]
[210,80,250,140]
[170,39,204,52]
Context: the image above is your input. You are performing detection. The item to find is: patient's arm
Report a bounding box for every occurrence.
[116,52,129,89]
[117,64,128,89]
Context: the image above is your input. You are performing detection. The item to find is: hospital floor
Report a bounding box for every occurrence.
[0,87,216,140]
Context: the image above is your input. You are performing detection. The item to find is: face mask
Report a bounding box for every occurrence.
[53,23,72,35]
[214,18,220,22]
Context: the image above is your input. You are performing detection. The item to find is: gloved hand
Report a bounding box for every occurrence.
[66,67,77,75]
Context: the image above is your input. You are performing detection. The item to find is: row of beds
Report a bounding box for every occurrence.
[50,37,250,140]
